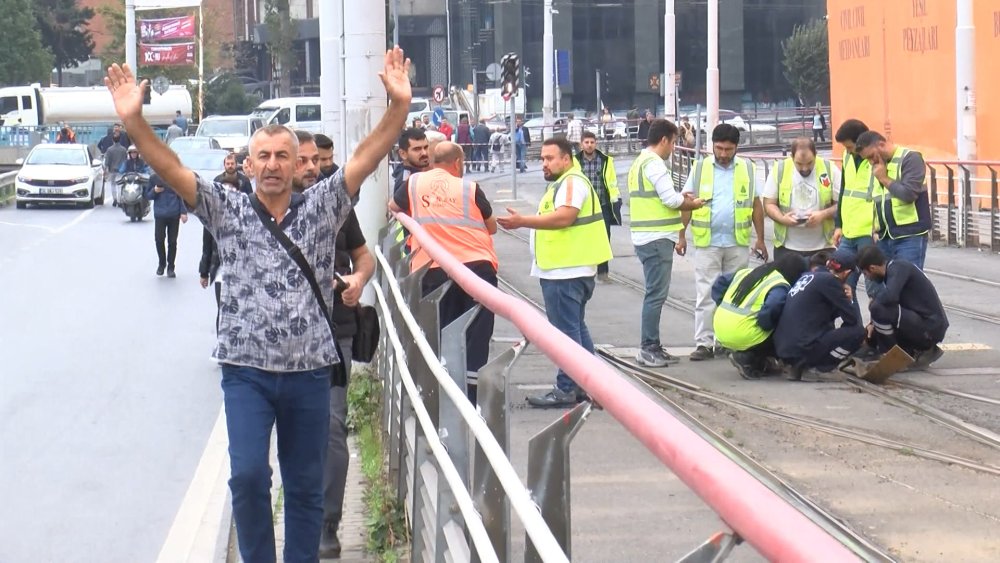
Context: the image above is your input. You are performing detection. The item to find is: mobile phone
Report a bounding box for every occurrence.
[796,216,808,224]
[334,272,348,291]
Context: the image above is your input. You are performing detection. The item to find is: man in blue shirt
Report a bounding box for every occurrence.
[173,110,188,132]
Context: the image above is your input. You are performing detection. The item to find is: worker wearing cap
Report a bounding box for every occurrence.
[772,249,866,380]
[856,246,948,367]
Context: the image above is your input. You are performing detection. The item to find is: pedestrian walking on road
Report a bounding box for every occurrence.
[638,111,654,147]
[812,108,827,142]
[515,118,528,172]
[628,119,705,367]
[143,173,188,278]
[762,137,841,263]
[98,123,130,154]
[213,152,253,194]
[488,130,509,173]
[472,118,492,171]
[102,141,127,206]
[103,46,412,562]
[854,130,931,271]
[173,110,188,133]
[498,137,612,408]
[566,114,583,151]
[456,116,473,173]
[390,141,498,403]
[577,130,622,282]
[682,123,768,361]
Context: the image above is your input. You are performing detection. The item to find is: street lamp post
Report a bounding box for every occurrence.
[664,0,676,120]
[125,0,137,71]
[542,0,554,139]
[445,0,453,87]
[706,0,719,132]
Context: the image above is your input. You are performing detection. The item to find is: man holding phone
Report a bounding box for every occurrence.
[763,137,841,262]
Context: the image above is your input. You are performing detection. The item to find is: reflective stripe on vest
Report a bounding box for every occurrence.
[872,147,929,239]
[628,150,683,232]
[534,170,613,270]
[714,269,788,351]
[407,170,497,272]
[771,157,834,248]
[689,157,755,247]
[840,152,876,239]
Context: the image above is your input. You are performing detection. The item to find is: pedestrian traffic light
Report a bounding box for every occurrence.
[500,53,520,101]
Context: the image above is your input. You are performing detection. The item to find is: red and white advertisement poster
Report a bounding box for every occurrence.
[140,42,196,66]
[140,15,196,41]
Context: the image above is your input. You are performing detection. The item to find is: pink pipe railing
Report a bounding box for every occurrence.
[391,211,858,562]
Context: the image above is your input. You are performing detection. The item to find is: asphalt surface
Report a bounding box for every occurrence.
[0,202,221,562]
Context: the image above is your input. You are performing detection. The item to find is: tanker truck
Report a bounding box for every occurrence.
[0,83,191,128]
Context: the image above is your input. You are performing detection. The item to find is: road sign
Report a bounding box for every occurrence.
[432,85,446,104]
[432,107,445,126]
[485,63,501,83]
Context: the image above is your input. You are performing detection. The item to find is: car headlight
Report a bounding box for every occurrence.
[73,176,91,184]
[16,176,31,183]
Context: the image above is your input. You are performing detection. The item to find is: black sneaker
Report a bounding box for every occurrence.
[912,345,944,368]
[636,346,673,368]
[526,386,579,408]
[730,352,761,380]
[786,361,806,381]
[319,519,341,559]
[166,268,176,278]
[156,266,165,276]
[689,345,715,361]
[714,344,730,357]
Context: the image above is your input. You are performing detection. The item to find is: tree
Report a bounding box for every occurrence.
[33,0,95,86]
[204,75,256,116]
[0,0,54,87]
[782,18,830,106]
[264,0,296,97]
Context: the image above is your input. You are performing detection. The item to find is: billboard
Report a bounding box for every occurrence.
[140,42,196,66]
[140,16,196,41]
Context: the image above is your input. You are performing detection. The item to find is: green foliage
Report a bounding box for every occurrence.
[348,368,408,560]
[0,0,54,85]
[203,75,256,116]
[782,18,830,105]
[32,0,95,86]
[264,0,295,97]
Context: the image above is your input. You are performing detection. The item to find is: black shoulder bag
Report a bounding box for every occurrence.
[249,195,347,387]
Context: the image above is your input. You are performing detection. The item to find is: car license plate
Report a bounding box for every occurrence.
[40,188,62,195]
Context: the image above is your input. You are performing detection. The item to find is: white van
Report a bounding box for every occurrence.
[250,97,323,133]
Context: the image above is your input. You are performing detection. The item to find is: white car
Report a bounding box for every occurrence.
[194,115,264,156]
[15,143,105,209]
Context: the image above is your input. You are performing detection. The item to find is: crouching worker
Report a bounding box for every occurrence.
[774,249,866,380]
[857,246,948,366]
[713,255,808,379]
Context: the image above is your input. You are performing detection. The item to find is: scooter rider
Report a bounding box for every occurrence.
[119,145,149,175]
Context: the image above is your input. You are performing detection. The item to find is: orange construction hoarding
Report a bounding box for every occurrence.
[828,0,999,161]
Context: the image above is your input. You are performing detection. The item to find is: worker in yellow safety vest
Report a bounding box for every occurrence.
[854,130,931,270]
[762,137,841,262]
[498,137,612,408]
[832,119,877,297]
[712,254,808,379]
[575,130,622,282]
[680,123,768,362]
[628,119,705,368]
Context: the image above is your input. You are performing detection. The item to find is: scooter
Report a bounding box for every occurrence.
[117,172,150,222]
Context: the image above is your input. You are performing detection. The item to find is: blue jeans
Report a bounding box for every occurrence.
[635,238,675,348]
[877,235,927,269]
[836,235,875,297]
[516,144,526,171]
[222,365,332,563]
[540,277,596,392]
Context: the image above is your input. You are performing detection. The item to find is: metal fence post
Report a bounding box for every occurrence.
[472,342,526,563]
[524,401,593,562]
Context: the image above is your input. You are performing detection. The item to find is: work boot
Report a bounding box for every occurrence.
[156,265,165,276]
[319,518,342,559]
[166,267,176,279]
[689,345,715,361]
[912,345,944,369]
[596,272,611,284]
[526,386,579,408]
[786,361,806,381]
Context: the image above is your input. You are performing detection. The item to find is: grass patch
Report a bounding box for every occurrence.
[349,367,408,561]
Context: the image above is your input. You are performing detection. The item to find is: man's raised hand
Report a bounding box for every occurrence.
[103,64,147,124]
[379,46,412,104]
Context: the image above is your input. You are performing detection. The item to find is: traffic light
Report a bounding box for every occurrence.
[500,53,520,101]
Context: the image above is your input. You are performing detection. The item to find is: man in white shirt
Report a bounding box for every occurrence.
[498,137,612,408]
[762,138,841,262]
[628,119,705,367]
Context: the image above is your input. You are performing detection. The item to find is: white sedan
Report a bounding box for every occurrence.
[685,110,777,133]
[15,144,106,209]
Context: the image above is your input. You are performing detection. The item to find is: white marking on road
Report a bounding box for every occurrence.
[156,406,231,563]
[53,208,95,234]
[939,343,992,351]
[0,221,54,232]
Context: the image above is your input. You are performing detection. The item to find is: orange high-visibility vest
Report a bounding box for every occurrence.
[407,168,497,272]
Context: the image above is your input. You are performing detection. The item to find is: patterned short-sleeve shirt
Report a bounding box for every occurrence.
[191,170,356,372]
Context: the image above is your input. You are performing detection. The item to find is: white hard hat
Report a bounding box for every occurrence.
[127,145,138,152]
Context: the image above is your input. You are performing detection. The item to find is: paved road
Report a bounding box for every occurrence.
[0,203,222,562]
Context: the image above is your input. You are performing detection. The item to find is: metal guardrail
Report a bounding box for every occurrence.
[0,170,16,206]
[668,148,1000,251]
[373,212,859,562]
